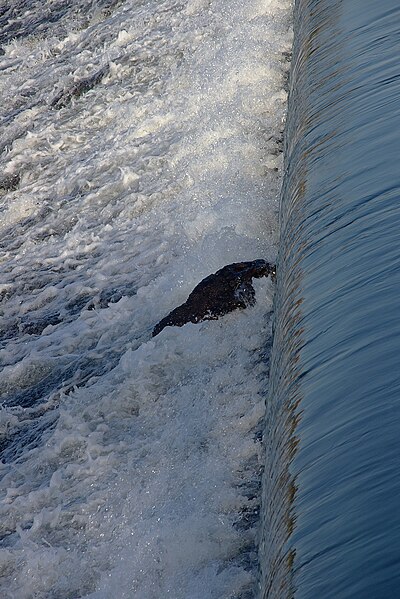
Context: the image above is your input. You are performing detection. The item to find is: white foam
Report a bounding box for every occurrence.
[0,0,292,596]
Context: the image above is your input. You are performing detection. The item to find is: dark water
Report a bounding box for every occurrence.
[260,0,400,597]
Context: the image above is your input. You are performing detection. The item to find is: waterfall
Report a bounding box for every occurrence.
[260,1,400,596]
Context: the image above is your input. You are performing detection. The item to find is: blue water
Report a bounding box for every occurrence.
[260,0,400,597]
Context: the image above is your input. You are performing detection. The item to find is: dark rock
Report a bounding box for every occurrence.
[152,259,275,337]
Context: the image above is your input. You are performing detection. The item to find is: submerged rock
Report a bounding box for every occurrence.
[152,259,275,337]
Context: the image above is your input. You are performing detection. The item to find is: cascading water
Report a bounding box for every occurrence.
[260,0,400,597]
[0,1,293,597]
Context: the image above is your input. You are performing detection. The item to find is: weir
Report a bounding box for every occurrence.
[260,0,400,597]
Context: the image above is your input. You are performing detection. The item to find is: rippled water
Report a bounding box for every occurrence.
[260,0,400,597]
[0,0,293,597]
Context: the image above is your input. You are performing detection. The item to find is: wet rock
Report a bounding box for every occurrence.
[152,259,275,337]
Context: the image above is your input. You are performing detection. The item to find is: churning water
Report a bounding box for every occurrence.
[260,1,400,597]
[0,1,292,597]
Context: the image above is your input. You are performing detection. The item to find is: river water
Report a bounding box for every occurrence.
[260,0,400,597]
[0,1,292,597]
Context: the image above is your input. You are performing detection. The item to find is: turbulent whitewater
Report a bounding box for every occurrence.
[0,0,292,597]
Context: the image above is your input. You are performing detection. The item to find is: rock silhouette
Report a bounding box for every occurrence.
[152,259,275,337]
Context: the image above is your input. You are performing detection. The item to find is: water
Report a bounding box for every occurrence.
[0,0,292,597]
[260,0,400,597]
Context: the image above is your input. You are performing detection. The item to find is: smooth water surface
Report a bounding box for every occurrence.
[261,0,400,597]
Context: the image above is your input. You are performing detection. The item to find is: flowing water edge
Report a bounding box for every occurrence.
[261,1,400,597]
[0,1,293,597]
